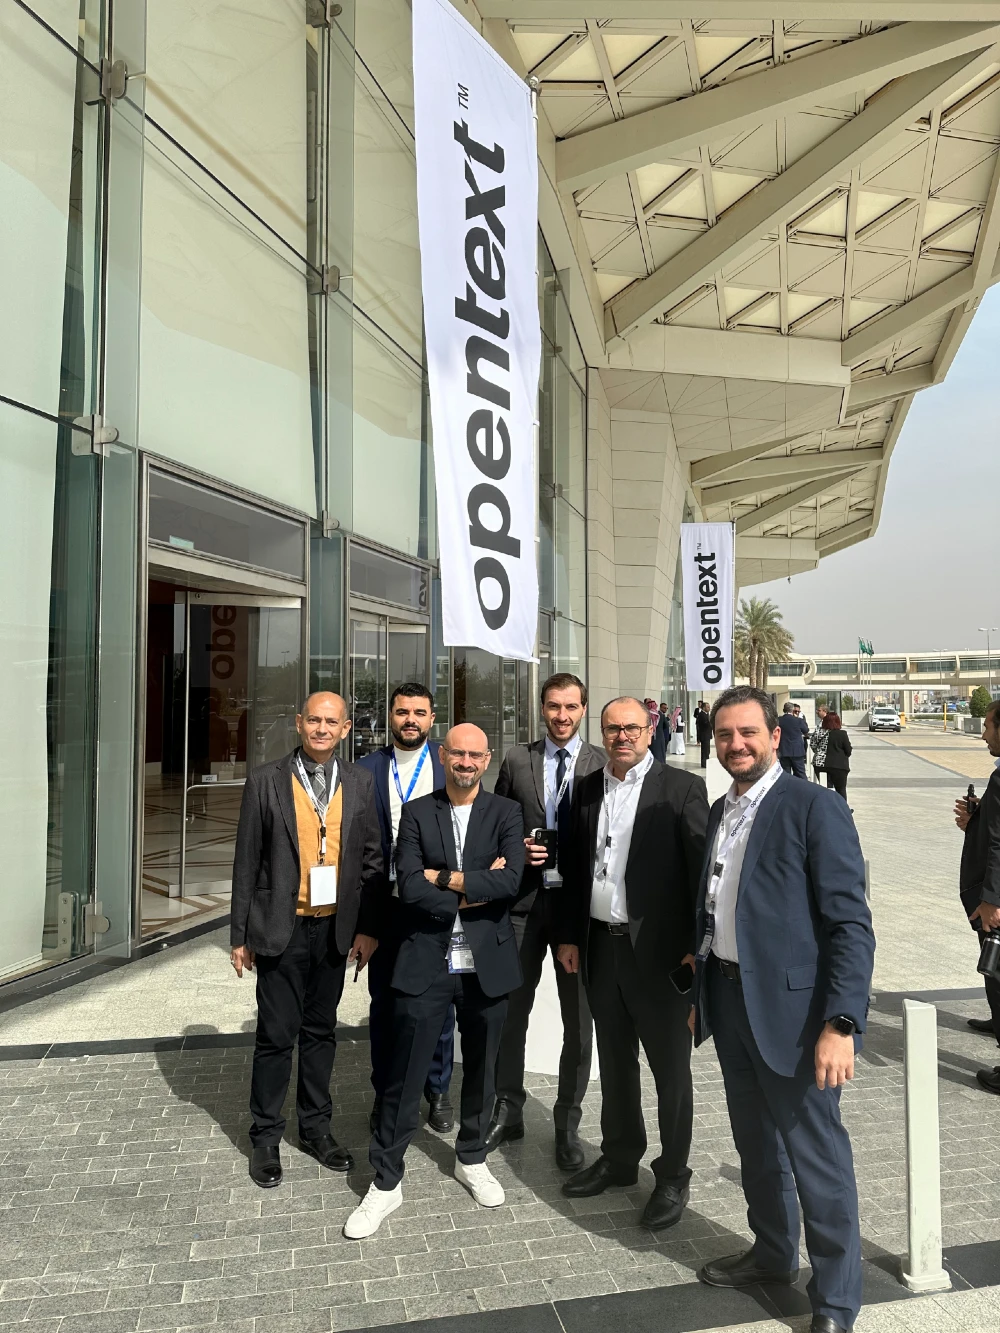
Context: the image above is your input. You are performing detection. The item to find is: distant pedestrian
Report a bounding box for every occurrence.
[651,701,669,763]
[695,701,712,768]
[954,700,1000,1080]
[810,706,829,783]
[820,713,851,802]
[668,705,685,756]
[776,702,810,778]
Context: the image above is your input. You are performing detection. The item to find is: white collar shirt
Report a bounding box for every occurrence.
[710,759,783,963]
[543,731,582,828]
[589,749,655,924]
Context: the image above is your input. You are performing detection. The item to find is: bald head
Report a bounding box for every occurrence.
[296,692,351,762]
[440,723,491,799]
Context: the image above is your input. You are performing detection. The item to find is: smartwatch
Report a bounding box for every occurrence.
[829,1015,856,1036]
[436,869,453,889]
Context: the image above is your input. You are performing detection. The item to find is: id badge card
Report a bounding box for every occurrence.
[309,865,337,907]
[543,869,563,888]
[448,929,476,973]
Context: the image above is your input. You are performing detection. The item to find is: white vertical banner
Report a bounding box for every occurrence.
[680,523,735,691]
[413,0,540,661]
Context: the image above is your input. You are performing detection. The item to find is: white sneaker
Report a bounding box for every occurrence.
[455,1159,505,1207]
[343,1182,403,1238]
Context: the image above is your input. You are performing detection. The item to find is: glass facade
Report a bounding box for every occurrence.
[1,0,592,988]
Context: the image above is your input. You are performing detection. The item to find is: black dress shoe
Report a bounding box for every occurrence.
[698,1249,797,1288]
[484,1100,524,1153]
[976,1068,1000,1094]
[426,1092,454,1133]
[562,1157,637,1198]
[249,1145,282,1188]
[369,1097,382,1134]
[810,1317,851,1333]
[299,1133,354,1172]
[967,1017,996,1034]
[641,1182,689,1230]
[554,1129,584,1172]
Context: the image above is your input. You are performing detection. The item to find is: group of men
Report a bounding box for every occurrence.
[230,675,875,1333]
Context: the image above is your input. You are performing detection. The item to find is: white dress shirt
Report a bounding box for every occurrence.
[709,759,783,962]
[543,731,582,827]
[589,749,654,924]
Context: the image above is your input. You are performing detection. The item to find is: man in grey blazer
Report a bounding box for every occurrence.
[485,673,605,1170]
[230,692,385,1189]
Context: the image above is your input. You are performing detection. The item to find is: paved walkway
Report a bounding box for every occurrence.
[2,727,999,1333]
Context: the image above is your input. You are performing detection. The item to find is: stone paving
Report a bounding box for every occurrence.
[2,726,999,1332]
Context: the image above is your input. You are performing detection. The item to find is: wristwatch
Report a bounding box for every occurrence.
[436,869,453,888]
[829,1015,857,1036]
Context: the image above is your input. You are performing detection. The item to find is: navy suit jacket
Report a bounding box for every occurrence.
[357,743,447,874]
[776,713,811,757]
[692,769,874,1078]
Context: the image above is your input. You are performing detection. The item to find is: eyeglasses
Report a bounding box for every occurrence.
[601,724,649,741]
[443,748,489,761]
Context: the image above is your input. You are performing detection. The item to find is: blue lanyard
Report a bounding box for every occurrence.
[391,744,429,804]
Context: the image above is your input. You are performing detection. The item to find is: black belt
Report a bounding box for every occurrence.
[712,955,741,982]
[591,919,630,936]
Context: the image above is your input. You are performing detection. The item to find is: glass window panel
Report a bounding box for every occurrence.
[453,648,501,784]
[139,127,315,515]
[310,531,344,696]
[351,322,428,555]
[349,544,428,611]
[0,2,97,418]
[354,0,415,131]
[553,500,587,625]
[148,470,306,579]
[0,401,97,981]
[553,618,586,680]
[144,0,309,256]
[431,578,449,737]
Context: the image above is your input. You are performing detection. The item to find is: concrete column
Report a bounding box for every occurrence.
[585,372,619,744]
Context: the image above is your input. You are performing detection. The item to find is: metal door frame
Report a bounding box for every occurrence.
[347,604,432,761]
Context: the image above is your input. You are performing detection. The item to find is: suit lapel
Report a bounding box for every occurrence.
[529,740,545,811]
[339,759,356,846]
[374,749,391,832]
[436,793,459,870]
[275,752,299,850]
[737,771,789,893]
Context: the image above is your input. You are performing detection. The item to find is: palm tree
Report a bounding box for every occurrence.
[735,597,795,690]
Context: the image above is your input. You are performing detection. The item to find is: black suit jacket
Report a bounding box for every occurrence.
[822,728,852,772]
[493,737,605,912]
[231,751,386,957]
[357,743,447,874]
[394,787,526,997]
[695,710,712,743]
[556,760,709,988]
[961,767,1000,919]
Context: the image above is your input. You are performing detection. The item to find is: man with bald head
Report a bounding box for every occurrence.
[344,723,525,1238]
[231,691,385,1188]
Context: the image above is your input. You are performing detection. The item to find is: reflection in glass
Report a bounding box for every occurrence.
[350,617,387,759]
[310,531,344,697]
[350,543,428,610]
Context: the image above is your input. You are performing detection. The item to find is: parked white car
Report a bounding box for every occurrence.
[869,706,902,732]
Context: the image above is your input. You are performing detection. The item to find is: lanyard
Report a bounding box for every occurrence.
[544,746,578,825]
[706,770,777,911]
[295,754,334,864]
[449,804,467,871]
[596,768,633,880]
[391,744,429,804]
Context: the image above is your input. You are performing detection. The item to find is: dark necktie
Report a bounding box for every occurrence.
[555,748,571,871]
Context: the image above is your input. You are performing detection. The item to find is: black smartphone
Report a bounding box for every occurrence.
[668,962,694,995]
[528,827,558,869]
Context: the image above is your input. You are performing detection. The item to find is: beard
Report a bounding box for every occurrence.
[722,752,774,785]
[392,724,430,750]
[452,771,478,788]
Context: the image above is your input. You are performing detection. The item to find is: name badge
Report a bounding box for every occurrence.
[448,929,476,973]
[543,869,563,888]
[309,865,337,907]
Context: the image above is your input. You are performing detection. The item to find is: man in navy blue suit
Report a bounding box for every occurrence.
[690,686,874,1333]
[358,684,455,1134]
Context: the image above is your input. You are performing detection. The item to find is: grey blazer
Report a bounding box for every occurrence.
[230,750,386,957]
[493,736,606,913]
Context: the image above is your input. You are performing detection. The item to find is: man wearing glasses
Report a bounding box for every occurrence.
[556,697,708,1230]
[344,724,525,1239]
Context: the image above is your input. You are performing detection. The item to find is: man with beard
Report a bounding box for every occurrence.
[690,686,874,1333]
[555,697,708,1230]
[486,673,605,1169]
[345,725,525,1238]
[359,684,454,1133]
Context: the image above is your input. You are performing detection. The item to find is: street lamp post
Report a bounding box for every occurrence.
[979,627,999,697]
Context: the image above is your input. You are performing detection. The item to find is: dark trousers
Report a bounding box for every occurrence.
[250,914,347,1146]
[586,926,692,1187]
[370,969,508,1189]
[493,890,593,1132]
[700,737,710,767]
[707,962,861,1328]
[826,770,849,800]
[975,926,1000,1041]
[780,755,807,779]
[369,900,455,1099]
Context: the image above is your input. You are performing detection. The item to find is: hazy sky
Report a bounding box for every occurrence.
[743,286,1000,656]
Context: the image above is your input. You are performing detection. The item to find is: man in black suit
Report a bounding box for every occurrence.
[955,699,1000,1079]
[358,683,455,1134]
[556,696,709,1230]
[695,701,712,768]
[691,686,874,1333]
[777,701,810,777]
[486,672,604,1169]
[344,724,525,1239]
[231,692,384,1188]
